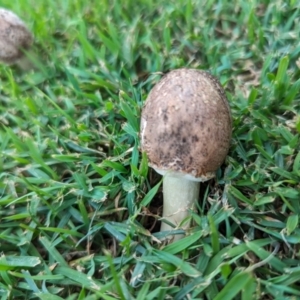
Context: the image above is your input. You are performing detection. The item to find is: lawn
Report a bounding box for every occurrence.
[0,0,300,299]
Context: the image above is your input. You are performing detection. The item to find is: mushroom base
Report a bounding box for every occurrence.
[160,174,200,241]
[16,50,37,71]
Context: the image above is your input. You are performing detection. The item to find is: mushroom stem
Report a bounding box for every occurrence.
[16,52,35,71]
[161,174,200,240]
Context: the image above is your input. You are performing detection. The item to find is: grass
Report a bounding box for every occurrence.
[0,0,300,299]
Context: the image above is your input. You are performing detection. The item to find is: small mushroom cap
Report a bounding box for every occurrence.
[0,8,33,64]
[140,68,232,181]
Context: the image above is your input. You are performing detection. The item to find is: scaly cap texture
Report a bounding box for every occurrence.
[0,8,33,64]
[140,68,232,180]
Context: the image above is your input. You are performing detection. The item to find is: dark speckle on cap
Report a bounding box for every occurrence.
[140,68,232,179]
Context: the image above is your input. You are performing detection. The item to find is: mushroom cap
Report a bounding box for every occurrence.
[0,8,33,64]
[140,68,232,181]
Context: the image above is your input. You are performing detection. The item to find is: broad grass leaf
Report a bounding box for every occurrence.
[140,179,162,207]
[214,271,253,300]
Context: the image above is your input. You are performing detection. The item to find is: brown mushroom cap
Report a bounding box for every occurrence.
[140,68,232,181]
[0,8,33,64]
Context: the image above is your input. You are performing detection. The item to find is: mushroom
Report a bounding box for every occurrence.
[140,68,232,241]
[0,8,33,68]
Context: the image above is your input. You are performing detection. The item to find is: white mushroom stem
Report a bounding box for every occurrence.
[160,174,200,240]
[16,53,35,71]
